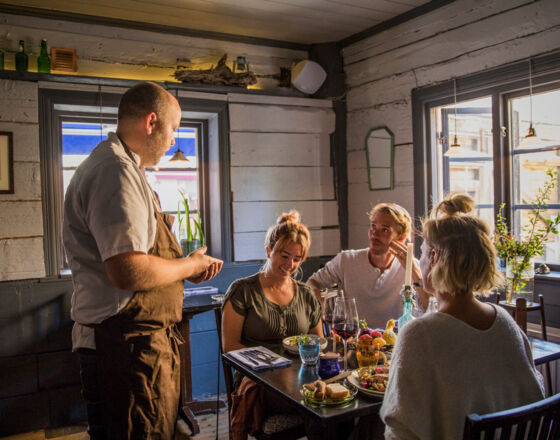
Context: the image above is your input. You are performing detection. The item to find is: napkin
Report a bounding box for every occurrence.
[229,346,292,371]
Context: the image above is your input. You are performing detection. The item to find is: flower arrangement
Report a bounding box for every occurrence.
[494,169,560,302]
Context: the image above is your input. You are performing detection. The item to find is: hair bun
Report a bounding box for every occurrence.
[278,210,301,225]
[433,193,475,218]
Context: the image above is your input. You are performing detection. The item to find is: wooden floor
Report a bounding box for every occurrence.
[0,408,233,440]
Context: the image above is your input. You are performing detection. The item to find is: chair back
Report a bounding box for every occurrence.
[463,393,560,440]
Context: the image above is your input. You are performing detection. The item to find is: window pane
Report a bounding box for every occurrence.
[513,209,560,262]
[512,152,560,204]
[430,96,494,212]
[510,89,560,150]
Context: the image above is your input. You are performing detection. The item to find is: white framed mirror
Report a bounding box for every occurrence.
[365,126,394,190]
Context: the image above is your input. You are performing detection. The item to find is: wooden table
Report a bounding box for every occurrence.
[223,351,383,440]
[531,337,560,366]
[179,293,226,435]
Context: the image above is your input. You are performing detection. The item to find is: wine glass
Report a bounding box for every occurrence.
[332,297,359,371]
[321,288,338,334]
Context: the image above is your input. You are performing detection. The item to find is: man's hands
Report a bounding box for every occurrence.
[185,246,223,283]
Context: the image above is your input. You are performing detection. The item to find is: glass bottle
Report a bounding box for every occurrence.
[37,39,50,73]
[397,285,415,330]
[15,40,28,72]
[0,50,4,70]
[426,296,438,314]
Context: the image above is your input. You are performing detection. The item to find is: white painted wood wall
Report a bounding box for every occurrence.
[343,0,560,250]
[228,94,340,261]
[0,79,45,280]
[0,12,306,90]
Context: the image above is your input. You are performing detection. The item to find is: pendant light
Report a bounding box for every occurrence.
[518,59,541,148]
[444,78,465,157]
[169,88,188,162]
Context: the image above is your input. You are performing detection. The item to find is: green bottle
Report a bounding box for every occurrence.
[15,40,28,72]
[37,39,50,73]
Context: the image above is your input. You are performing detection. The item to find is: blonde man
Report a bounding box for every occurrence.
[307,203,428,329]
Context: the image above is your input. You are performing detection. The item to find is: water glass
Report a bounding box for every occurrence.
[298,335,321,365]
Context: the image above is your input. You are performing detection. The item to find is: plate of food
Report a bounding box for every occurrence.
[347,366,389,398]
[282,335,328,355]
[300,380,357,406]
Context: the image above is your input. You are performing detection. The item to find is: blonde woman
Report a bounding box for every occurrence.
[222,210,322,353]
[380,194,544,440]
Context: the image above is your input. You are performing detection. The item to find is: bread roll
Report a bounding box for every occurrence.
[314,380,327,400]
[326,383,350,399]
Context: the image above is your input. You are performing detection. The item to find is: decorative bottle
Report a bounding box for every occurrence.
[15,40,28,72]
[37,39,50,73]
[426,296,438,314]
[397,285,415,331]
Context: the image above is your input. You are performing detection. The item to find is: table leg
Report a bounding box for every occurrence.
[178,313,226,435]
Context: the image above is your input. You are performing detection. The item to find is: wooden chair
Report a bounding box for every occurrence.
[495,293,552,394]
[463,392,560,439]
[213,308,306,440]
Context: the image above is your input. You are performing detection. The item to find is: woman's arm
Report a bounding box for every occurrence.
[309,320,324,338]
[221,300,246,353]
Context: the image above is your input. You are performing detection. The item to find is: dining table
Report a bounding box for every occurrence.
[222,350,384,440]
[223,336,560,439]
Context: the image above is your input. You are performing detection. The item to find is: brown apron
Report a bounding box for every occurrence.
[95,187,185,439]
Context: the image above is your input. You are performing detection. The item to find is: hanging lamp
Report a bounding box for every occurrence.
[169,89,188,162]
[518,59,541,148]
[444,78,466,157]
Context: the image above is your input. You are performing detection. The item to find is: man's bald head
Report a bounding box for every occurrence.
[118,82,175,123]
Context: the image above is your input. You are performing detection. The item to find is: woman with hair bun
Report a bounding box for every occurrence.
[222,210,322,353]
[380,194,544,440]
[222,211,323,439]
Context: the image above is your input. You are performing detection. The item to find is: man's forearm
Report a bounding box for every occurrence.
[104,250,219,291]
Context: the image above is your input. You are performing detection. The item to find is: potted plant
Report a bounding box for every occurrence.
[176,191,205,256]
[494,169,560,304]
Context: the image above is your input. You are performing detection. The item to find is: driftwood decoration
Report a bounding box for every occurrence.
[174,54,257,87]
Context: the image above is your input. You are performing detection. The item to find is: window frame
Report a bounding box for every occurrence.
[39,86,232,278]
[412,51,560,266]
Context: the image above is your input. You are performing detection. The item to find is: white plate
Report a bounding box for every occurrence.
[347,369,386,398]
[282,336,328,355]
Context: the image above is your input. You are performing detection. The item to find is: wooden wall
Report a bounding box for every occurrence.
[0,11,306,90]
[342,0,560,249]
[228,93,340,260]
[0,79,44,280]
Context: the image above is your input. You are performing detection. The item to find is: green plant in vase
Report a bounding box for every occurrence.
[494,169,560,304]
[176,191,205,256]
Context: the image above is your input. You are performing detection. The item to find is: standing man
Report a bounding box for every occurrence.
[63,82,223,439]
[307,203,428,329]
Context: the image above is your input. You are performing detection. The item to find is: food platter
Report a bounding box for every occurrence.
[282,336,328,355]
[300,382,357,407]
[347,369,386,398]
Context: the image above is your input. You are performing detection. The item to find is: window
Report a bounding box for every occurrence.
[412,52,560,264]
[40,86,231,277]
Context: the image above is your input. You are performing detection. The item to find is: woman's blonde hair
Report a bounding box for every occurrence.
[264,210,311,261]
[368,203,412,237]
[422,194,502,296]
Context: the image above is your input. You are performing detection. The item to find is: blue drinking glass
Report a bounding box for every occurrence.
[298,335,321,365]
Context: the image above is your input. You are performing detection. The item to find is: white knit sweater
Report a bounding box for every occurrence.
[380,305,545,440]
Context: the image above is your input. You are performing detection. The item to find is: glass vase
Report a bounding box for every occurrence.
[505,256,534,304]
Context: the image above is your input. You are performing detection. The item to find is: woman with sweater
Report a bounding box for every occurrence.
[380,194,544,439]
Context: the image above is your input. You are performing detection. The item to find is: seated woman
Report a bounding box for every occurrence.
[380,194,545,440]
[222,210,322,353]
[222,211,323,439]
